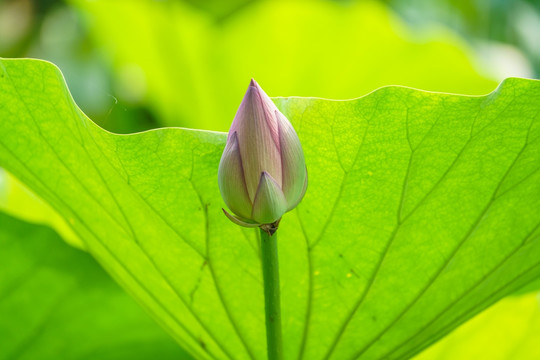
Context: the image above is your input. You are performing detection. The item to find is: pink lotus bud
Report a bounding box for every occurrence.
[218,79,307,228]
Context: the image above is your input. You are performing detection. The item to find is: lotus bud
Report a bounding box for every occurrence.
[218,79,307,228]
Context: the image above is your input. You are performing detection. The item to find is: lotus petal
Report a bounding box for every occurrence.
[251,172,288,224]
[217,132,252,219]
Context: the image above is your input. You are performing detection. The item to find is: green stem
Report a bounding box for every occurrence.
[260,227,283,360]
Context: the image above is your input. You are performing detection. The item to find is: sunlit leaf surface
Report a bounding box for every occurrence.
[0,211,193,360]
[0,170,83,249]
[0,59,539,359]
[415,292,540,360]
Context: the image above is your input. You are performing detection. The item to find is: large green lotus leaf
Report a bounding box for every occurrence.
[72,0,496,130]
[415,292,540,360]
[0,58,539,359]
[0,211,193,360]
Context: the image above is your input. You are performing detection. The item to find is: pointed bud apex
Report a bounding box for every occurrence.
[218,79,308,228]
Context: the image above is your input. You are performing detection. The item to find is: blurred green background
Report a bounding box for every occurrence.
[1,0,539,359]
[1,0,538,133]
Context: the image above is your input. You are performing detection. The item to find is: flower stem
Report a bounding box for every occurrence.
[260,227,283,360]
